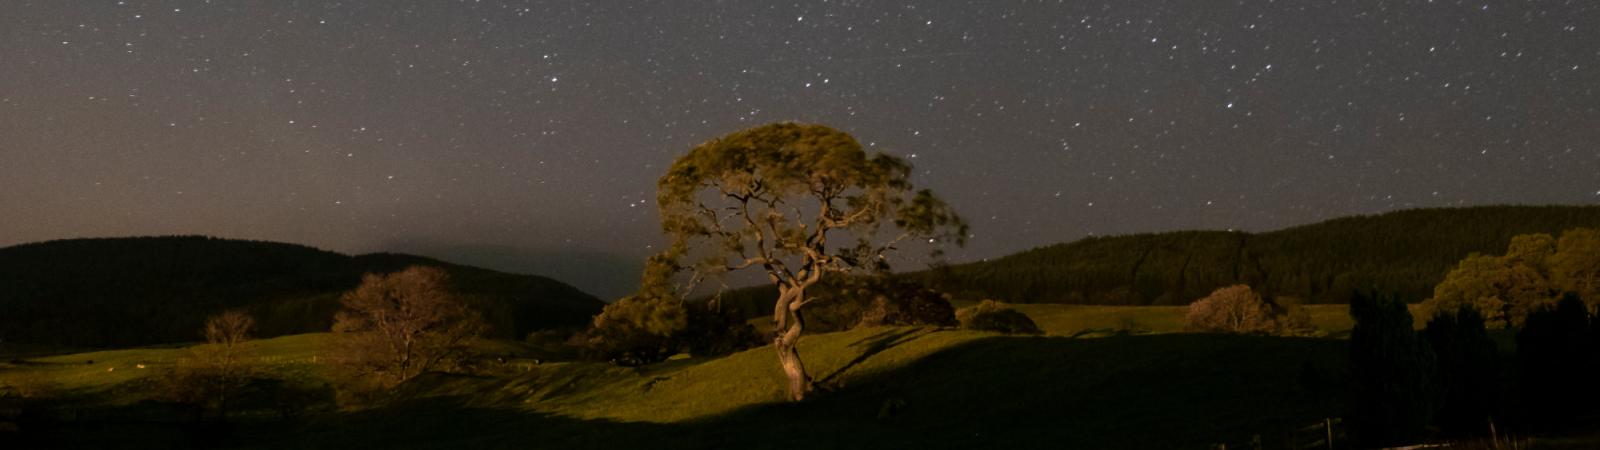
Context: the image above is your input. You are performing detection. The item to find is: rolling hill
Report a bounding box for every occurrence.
[720,205,1600,314]
[0,236,604,348]
[1,326,1350,449]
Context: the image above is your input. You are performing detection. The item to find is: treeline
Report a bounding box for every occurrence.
[928,205,1600,305]
[0,236,604,348]
[718,206,1600,313]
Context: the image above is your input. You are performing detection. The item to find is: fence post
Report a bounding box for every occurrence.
[1325,418,1334,450]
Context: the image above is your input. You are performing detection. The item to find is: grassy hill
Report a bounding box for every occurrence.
[717,205,1600,314]
[0,236,605,348]
[1,318,1350,449]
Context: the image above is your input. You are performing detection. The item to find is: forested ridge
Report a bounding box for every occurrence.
[0,236,604,347]
[719,206,1600,313]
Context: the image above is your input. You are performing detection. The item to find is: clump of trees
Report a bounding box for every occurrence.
[806,276,957,332]
[677,300,765,358]
[327,267,487,392]
[647,122,967,401]
[162,310,257,421]
[1422,228,1600,328]
[581,294,688,366]
[578,256,762,366]
[1183,285,1313,336]
[955,300,1041,335]
[1516,294,1598,429]
[1345,229,1600,443]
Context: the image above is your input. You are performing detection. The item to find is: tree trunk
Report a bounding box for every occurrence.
[773,285,811,401]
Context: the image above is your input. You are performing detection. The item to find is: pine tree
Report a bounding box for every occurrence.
[1348,291,1438,447]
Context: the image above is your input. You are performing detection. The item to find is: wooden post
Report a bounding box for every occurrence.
[1325,418,1334,450]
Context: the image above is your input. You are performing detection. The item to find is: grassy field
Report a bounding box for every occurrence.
[0,303,1518,449]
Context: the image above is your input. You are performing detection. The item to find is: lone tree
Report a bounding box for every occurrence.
[165,310,257,420]
[1185,285,1276,334]
[653,122,966,401]
[329,266,487,388]
[205,309,256,351]
[1184,285,1313,335]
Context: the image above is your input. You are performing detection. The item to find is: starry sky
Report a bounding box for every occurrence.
[2,1,1598,299]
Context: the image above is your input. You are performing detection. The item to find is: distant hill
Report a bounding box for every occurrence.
[0,236,605,347]
[719,205,1600,313]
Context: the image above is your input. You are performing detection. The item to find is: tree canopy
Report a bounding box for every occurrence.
[328,266,488,388]
[650,122,966,401]
[1423,227,1600,328]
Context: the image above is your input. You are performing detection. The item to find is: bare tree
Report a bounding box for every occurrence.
[165,310,256,420]
[652,122,967,401]
[205,309,255,351]
[328,266,487,388]
[1185,285,1277,334]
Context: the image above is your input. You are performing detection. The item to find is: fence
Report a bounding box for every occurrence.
[1213,417,1344,450]
[1289,417,1344,450]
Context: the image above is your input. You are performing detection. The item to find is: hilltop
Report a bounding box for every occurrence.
[0,236,604,348]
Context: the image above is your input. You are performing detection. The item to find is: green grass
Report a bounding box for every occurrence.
[1,333,329,404]
[3,304,1460,449]
[269,329,1348,450]
[417,327,992,424]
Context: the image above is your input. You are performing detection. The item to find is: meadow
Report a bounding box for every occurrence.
[3,303,1358,449]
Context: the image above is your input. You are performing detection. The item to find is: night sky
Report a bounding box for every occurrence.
[3,1,1598,299]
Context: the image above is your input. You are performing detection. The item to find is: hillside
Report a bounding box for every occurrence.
[1,327,1349,449]
[0,236,604,348]
[720,205,1600,313]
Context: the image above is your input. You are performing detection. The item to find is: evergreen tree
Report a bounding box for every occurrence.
[1516,294,1593,428]
[1348,291,1438,447]
[1421,307,1499,437]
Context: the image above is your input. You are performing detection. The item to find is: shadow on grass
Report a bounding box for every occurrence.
[17,334,1351,450]
[816,327,937,388]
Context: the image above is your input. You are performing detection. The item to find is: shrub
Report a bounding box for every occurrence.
[956,300,1041,335]
[580,294,687,366]
[806,285,872,333]
[807,276,957,332]
[1184,285,1314,336]
[582,293,764,365]
[855,279,957,329]
[679,301,763,358]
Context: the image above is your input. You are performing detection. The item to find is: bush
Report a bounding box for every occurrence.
[956,300,1041,335]
[1184,285,1313,336]
[580,295,687,366]
[581,292,764,366]
[856,279,958,329]
[679,301,763,357]
[804,276,958,332]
